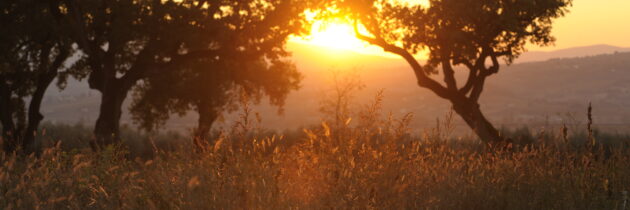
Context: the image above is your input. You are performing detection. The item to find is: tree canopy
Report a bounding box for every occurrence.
[130,0,305,147]
[50,0,309,149]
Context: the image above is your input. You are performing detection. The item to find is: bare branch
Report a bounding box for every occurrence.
[467,47,493,101]
[458,65,478,95]
[441,57,457,91]
[458,48,488,96]
[487,53,499,75]
[469,75,486,102]
[353,21,452,99]
[50,47,70,74]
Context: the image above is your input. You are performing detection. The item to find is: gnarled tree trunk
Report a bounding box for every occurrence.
[194,101,218,152]
[93,83,128,149]
[355,32,508,144]
[88,53,146,150]
[22,72,58,153]
[0,80,17,153]
[451,99,503,143]
[22,47,68,154]
[22,80,52,152]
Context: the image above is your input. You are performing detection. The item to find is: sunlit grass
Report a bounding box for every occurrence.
[1,91,629,209]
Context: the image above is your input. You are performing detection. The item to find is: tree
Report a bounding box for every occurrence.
[131,57,301,149]
[318,0,572,143]
[129,0,305,149]
[54,0,195,148]
[0,0,81,153]
[55,0,309,148]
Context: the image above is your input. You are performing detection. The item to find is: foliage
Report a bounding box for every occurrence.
[51,0,310,145]
[130,58,302,132]
[128,0,308,136]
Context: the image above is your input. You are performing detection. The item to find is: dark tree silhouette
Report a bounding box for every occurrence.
[53,0,307,149]
[131,58,300,149]
[0,0,81,153]
[129,0,305,150]
[320,0,572,143]
[53,0,202,148]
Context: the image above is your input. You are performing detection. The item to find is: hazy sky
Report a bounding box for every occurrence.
[528,0,630,51]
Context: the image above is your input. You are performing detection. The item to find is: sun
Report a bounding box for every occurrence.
[300,21,368,51]
[289,0,431,59]
[289,19,394,57]
[289,18,428,59]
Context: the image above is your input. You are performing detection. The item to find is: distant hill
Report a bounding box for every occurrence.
[481,52,630,129]
[287,43,630,65]
[515,44,630,63]
[40,45,630,134]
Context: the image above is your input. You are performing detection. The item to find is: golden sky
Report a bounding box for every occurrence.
[291,0,630,57]
[528,0,630,51]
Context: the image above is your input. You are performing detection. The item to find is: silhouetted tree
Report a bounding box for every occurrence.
[131,58,300,149]
[320,0,572,143]
[50,0,299,149]
[0,0,82,153]
[53,0,196,148]
[129,0,305,149]
[54,0,308,149]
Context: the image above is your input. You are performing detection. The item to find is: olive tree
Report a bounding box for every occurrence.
[54,0,307,148]
[129,0,306,150]
[0,0,81,153]
[319,0,572,143]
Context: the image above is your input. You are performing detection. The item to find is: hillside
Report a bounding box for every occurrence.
[40,45,630,134]
[515,44,630,63]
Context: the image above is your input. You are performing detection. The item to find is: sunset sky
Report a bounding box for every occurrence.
[291,0,630,57]
[535,0,630,51]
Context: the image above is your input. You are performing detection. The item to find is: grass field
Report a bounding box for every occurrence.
[2,97,630,209]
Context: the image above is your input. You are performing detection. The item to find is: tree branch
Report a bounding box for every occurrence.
[466,48,492,101]
[458,64,478,95]
[353,22,451,99]
[441,57,457,91]
[50,46,70,74]
[458,49,488,96]
[486,52,500,75]
[469,47,504,101]
[469,74,486,102]
[60,0,109,91]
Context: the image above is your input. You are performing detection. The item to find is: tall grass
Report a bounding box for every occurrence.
[2,72,629,209]
[1,93,630,209]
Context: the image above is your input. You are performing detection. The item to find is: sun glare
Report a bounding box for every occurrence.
[305,22,362,51]
[290,20,392,57]
[289,0,431,59]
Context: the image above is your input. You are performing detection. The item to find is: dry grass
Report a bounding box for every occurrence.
[2,73,629,209]
[2,98,630,209]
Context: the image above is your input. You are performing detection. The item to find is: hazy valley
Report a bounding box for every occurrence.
[39,44,630,135]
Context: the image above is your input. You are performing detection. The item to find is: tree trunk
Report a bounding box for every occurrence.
[194,104,218,152]
[93,84,128,149]
[23,46,69,154]
[0,81,18,153]
[22,73,57,154]
[451,99,504,144]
